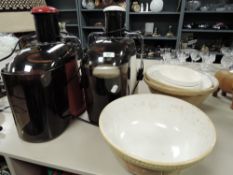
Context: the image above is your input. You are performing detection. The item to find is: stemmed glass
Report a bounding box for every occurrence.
[221,55,233,70]
[201,52,216,72]
[221,47,233,56]
[190,50,201,63]
[161,48,173,64]
[220,47,233,70]
[176,49,189,64]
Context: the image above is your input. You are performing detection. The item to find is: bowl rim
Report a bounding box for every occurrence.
[145,65,219,94]
[147,64,203,87]
[99,94,217,168]
[144,75,219,97]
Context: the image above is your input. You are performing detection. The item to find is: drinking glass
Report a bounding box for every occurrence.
[201,52,216,72]
[221,55,233,70]
[176,49,189,64]
[161,48,172,63]
[190,50,201,63]
[200,52,210,71]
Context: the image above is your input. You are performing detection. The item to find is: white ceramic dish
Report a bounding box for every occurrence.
[155,65,202,87]
[146,65,213,90]
[99,94,216,175]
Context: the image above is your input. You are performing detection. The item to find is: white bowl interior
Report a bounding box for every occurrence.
[147,65,202,87]
[100,94,216,165]
[146,65,214,90]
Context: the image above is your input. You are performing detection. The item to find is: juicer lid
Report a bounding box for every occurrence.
[31,6,59,14]
[104,6,125,12]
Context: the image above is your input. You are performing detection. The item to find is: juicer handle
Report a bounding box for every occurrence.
[63,35,83,60]
[124,31,144,81]
[87,32,105,47]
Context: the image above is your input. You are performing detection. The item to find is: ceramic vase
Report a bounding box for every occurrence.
[82,0,87,8]
[150,0,163,12]
[131,1,140,12]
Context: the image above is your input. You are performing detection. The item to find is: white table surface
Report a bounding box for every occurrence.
[0,60,232,175]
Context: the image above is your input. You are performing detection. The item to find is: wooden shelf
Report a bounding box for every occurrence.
[129,12,180,15]
[182,29,233,33]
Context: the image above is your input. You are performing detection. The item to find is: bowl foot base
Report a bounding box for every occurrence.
[125,162,180,175]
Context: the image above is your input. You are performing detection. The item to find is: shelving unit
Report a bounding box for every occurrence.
[44,0,233,61]
[128,0,181,50]
[45,0,81,37]
[181,0,233,62]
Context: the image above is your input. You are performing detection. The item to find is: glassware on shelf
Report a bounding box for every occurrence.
[160,48,168,63]
[190,49,201,62]
[201,52,216,72]
[221,47,233,56]
[160,48,176,64]
[170,49,179,64]
[209,53,216,62]
[200,53,209,71]
[221,56,233,70]
[86,0,95,9]
[220,46,233,70]
[176,49,189,64]
[200,45,209,71]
